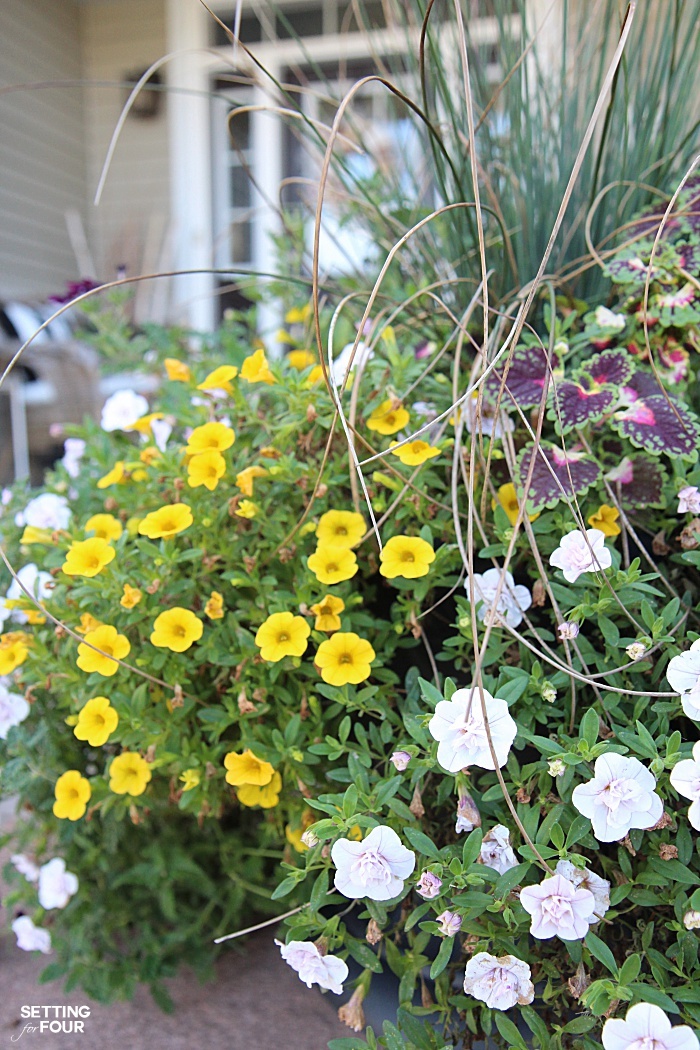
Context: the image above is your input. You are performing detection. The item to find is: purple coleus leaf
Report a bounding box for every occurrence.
[551,380,616,434]
[655,282,700,327]
[585,348,635,387]
[675,241,700,275]
[606,251,652,289]
[612,388,699,459]
[518,443,601,513]
[486,343,553,410]
[606,456,666,509]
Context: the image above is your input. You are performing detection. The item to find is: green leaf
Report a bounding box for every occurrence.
[580,707,599,747]
[417,678,442,709]
[635,720,658,758]
[402,827,440,860]
[461,828,483,868]
[628,982,680,1013]
[520,1005,552,1048]
[585,931,619,976]
[618,953,641,985]
[343,785,359,818]
[429,935,454,979]
[494,1013,529,1050]
[648,857,699,885]
[310,868,329,913]
[345,937,383,974]
[271,875,299,900]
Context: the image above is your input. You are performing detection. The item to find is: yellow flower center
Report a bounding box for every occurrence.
[277,632,289,642]
[172,625,187,638]
[67,787,80,801]
[339,653,353,664]
[401,551,415,562]
[326,562,338,572]
[335,526,348,536]
[101,644,114,657]
[386,414,396,426]
[162,518,175,531]
[87,556,99,569]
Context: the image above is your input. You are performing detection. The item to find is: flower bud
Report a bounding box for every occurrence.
[390,750,411,771]
[436,910,462,937]
[558,621,579,640]
[541,683,557,703]
[548,758,566,777]
[301,829,318,849]
[455,790,481,833]
[684,909,700,929]
[416,871,442,899]
[626,642,647,661]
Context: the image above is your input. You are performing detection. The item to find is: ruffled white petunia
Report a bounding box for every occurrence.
[0,681,30,740]
[594,306,626,331]
[37,858,79,910]
[571,753,663,842]
[100,389,149,432]
[520,873,595,941]
[480,825,519,875]
[331,825,415,901]
[463,952,534,1009]
[12,916,51,954]
[275,939,348,994]
[667,640,700,721]
[468,568,532,629]
[670,742,700,831]
[150,418,172,453]
[602,1002,699,1050]
[61,437,86,479]
[15,492,71,531]
[678,486,700,515]
[10,854,39,883]
[331,341,373,387]
[2,563,54,626]
[428,686,517,773]
[549,528,612,583]
[554,859,610,922]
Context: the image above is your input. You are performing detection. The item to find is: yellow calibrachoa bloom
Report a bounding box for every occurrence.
[306,365,324,386]
[493,483,540,526]
[150,608,203,653]
[255,611,310,662]
[165,358,191,382]
[235,465,268,496]
[307,546,358,585]
[85,513,123,543]
[197,365,238,394]
[139,445,161,465]
[62,537,116,578]
[120,584,142,609]
[286,303,311,324]
[310,595,345,632]
[240,347,276,384]
[20,526,54,545]
[138,503,193,540]
[367,399,410,435]
[205,591,225,619]
[109,752,152,796]
[235,499,258,519]
[129,412,164,436]
[315,631,376,686]
[0,632,29,675]
[588,503,621,537]
[285,825,308,852]
[53,770,91,821]
[187,450,226,491]
[97,461,125,489]
[77,625,130,677]
[179,769,200,791]
[287,349,317,370]
[74,696,119,747]
[186,421,235,455]
[224,749,275,787]
[379,535,435,580]
[390,440,440,466]
[238,772,282,809]
[316,510,366,549]
[76,613,102,635]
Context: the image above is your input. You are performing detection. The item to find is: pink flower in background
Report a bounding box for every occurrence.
[669,742,700,831]
[61,438,86,479]
[463,952,534,1009]
[390,751,411,771]
[480,825,518,875]
[602,1003,699,1050]
[436,910,462,937]
[428,686,517,772]
[12,916,51,954]
[554,860,610,922]
[37,858,79,910]
[558,621,580,640]
[549,528,612,583]
[416,871,442,899]
[275,940,348,994]
[520,873,595,940]
[331,825,415,901]
[571,753,663,842]
[678,486,700,514]
[667,640,700,721]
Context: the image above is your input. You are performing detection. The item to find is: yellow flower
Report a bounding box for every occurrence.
[197,365,238,394]
[150,607,203,653]
[307,545,358,585]
[367,399,410,435]
[315,631,376,686]
[186,422,235,455]
[224,749,275,787]
[285,825,308,852]
[235,499,258,519]
[255,611,310,662]
[287,349,317,370]
[97,461,125,489]
[76,612,102,635]
[131,469,148,482]
[379,535,435,580]
[316,509,366,548]
[137,503,193,540]
[0,632,29,675]
[20,526,54,545]
[165,358,191,382]
[179,769,200,792]
[235,465,268,497]
[62,537,116,578]
[53,770,91,821]
[109,752,152,796]
[306,365,324,386]
[588,503,621,537]
[120,584,142,609]
[187,450,226,491]
[238,771,282,808]
[240,348,276,385]
[310,595,345,632]
[493,483,540,526]
[77,625,130,677]
[390,440,440,466]
[205,591,225,619]
[285,303,311,324]
[85,513,123,543]
[139,445,161,465]
[129,412,164,436]
[74,696,119,747]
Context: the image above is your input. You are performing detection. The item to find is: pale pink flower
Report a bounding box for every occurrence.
[670,742,700,831]
[520,873,595,940]
[37,858,79,910]
[602,1003,699,1050]
[275,939,348,994]
[416,871,442,899]
[455,790,481,833]
[12,916,51,954]
[571,752,663,842]
[666,640,700,721]
[428,686,517,772]
[61,437,86,479]
[558,621,579,640]
[10,854,39,883]
[684,910,700,930]
[390,751,411,771]
[150,418,172,452]
[678,486,700,514]
[626,642,647,661]
[463,391,514,440]
[436,910,462,937]
[548,758,566,777]
[331,825,415,901]
[480,825,518,875]
[301,829,318,849]
[549,528,612,583]
[554,860,610,922]
[469,568,532,629]
[463,952,534,1009]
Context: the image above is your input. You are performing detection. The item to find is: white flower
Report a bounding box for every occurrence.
[480,825,519,875]
[684,910,700,930]
[554,859,610,922]
[549,528,612,583]
[463,952,534,1009]
[0,681,30,740]
[15,492,70,531]
[100,389,149,432]
[626,642,647,661]
[390,751,411,771]
[602,1003,699,1050]
[10,854,39,883]
[301,829,319,849]
[275,939,348,994]
[37,858,79,910]
[12,916,51,954]
[558,621,579,640]
[520,873,596,940]
[463,391,514,440]
[331,825,415,901]
[416,871,442,899]
[548,758,566,777]
[1,488,12,506]
[678,486,700,514]
[469,568,532,629]
[667,640,700,721]
[436,910,462,937]
[61,437,86,479]
[428,686,517,772]
[571,752,663,842]
[3,563,54,625]
[331,341,373,387]
[670,742,700,831]
[594,306,626,331]
[150,418,172,452]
